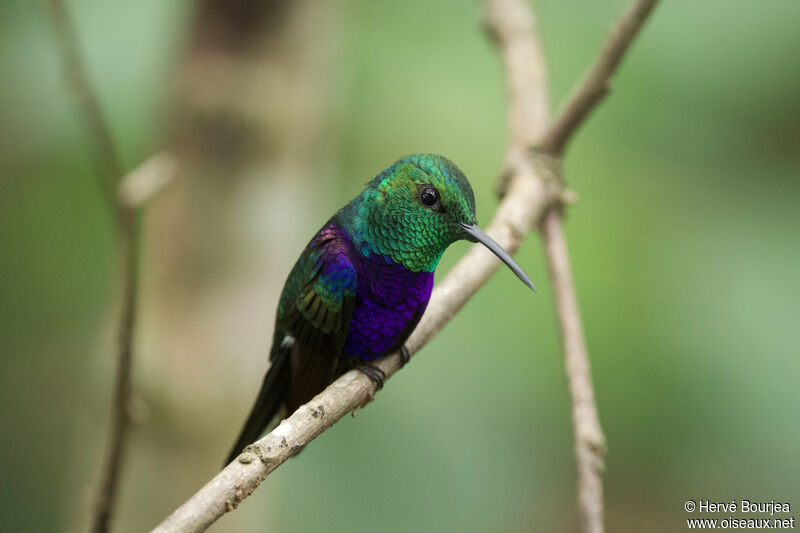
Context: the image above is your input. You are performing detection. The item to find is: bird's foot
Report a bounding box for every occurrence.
[355,363,385,390]
[353,363,385,414]
[399,345,410,367]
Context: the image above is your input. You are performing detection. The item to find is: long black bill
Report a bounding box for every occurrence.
[459,223,536,292]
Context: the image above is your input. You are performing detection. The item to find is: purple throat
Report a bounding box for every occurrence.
[331,226,434,360]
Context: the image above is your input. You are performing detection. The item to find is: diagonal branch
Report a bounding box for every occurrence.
[488,0,659,531]
[151,139,563,533]
[46,0,123,211]
[540,207,606,533]
[482,0,550,148]
[47,4,176,533]
[151,0,660,531]
[486,1,659,532]
[482,0,551,198]
[537,3,658,531]
[483,2,606,532]
[88,152,175,533]
[540,0,660,156]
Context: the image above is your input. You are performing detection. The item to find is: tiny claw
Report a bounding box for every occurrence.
[399,345,410,367]
[356,364,385,390]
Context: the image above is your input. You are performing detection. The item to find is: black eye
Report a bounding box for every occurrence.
[419,187,439,207]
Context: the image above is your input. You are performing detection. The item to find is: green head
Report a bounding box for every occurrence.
[342,154,535,290]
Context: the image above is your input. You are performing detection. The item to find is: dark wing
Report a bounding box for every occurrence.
[224,224,356,466]
[279,224,357,412]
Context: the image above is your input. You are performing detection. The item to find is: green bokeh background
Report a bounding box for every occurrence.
[2,0,799,531]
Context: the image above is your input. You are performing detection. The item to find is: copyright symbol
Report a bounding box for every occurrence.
[685,500,696,512]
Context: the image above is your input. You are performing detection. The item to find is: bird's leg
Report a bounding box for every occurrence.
[352,363,386,413]
[355,363,385,390]
[399,345,410,367]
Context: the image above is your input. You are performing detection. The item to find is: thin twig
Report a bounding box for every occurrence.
[483,1,608,531]
[541,207,607,533]
[535,2,658,531]
[151,0,660,530]
[46,2,158,532]
[46,0,123,210]
[95,154,176,533]
[93,210,140,533]
[539,0,660,156]
[488,0,659,532]
[482,0,550,149]
[482,0,551,197]
[118,152,178,208]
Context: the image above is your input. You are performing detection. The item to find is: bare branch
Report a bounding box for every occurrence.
[483,0,551,197]
[46,0,123,210]
[45,3,174,532]
[91,154,176,533]
[93,212,139,533]
[541,208,607,533]
[151,0,660,530]
[488,1,658,532]
[483,0,550,148]
[118,153,178,208]
[540,0,660,155]
[151,145,562,533]
[483,0,607,530]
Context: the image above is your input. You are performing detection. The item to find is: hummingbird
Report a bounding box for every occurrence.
[225,154,534,465]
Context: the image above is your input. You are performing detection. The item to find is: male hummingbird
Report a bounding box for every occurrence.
[225,154,534,464]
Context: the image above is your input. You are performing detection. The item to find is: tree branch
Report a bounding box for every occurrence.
[151,148,562,533]
[490,0,659,531]
[486,0,658,531]
[540,206,607,533]
[118,153,178,209]
[539,0,660,156]
[47,4,177,533]
[483,0,550,147]
[94,210,139,533]
[46,0,123,210]
[536,2,658,531]
[482,0,552,197]
[483,1,606,532]
[151,0,660,530]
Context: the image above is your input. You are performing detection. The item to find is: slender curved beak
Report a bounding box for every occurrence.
[459,223,536,292]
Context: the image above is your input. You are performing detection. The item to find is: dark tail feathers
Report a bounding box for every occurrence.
[224,340,290,467]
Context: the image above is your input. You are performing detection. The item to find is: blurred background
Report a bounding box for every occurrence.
[2,0,799,531]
